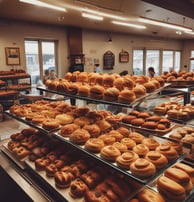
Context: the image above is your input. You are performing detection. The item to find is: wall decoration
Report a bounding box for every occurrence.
[5,47,20,65]
[119,49,129,63]
[103,50,115,70]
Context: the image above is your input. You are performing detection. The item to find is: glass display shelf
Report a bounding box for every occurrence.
[3,110,186,185]
[37,84,170,109]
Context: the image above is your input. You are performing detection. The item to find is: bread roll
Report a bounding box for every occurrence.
[118,89,136,104]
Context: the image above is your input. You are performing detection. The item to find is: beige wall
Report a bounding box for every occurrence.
[83,29,183,74]
[0,20,69,77]
[0,20,191,78]
[182,40,194,71]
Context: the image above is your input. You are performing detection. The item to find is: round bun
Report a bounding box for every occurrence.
[121,138,136,149]
[118,89,136,104]
[133,85,146,98]
[142,138,160,150]
[42,120,60,131]
[100,145,121,161]
[112,142,128,153]
[55,114,74,125]
[69,129,90,144]
[143,82,156,93]
[83,124,101,138]
[156,144,178,161]
[90,85,105,99]
[130,158,156,179]
[60,123,80,137]
[129,132,145,144]
[76,72,88,83]
[78,85,90,97]
[103,87,119,102]
[116,151,139,169]
[145,151,168,170]
[85,138,104,153]
[103,75,114,87]
[137,188,165,202]
[132,144,149,157]
[123,77,135,89]
[113,77,124,90]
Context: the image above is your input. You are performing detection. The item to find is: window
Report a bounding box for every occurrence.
[146,50,160,76]
[133,50,143,75]
[174,51,181,72]
[162,51,173,73]
[190,50,194,72]
[24,40,57,85]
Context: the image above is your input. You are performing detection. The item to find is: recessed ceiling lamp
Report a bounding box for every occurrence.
[139,17,192,32]
[112,21,146,29]
[82,13,103,21]
[19,0,66,12]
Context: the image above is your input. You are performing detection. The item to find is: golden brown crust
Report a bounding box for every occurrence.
[156,144,178,161]
[142,138,160,150]
[132,144,149,157]
[100,145,121,162]
[116,151,139,169]
[69,129,90,144]
[145,151,168,170]
[85,138,105,153]
[130,158,156,179]
[137,188,165,202]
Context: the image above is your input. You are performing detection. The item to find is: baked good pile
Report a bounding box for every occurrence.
[45,71,165,104]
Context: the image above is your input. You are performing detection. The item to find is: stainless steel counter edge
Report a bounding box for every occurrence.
[0,152,52,202]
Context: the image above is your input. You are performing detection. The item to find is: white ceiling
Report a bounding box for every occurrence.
[0,0,194,39]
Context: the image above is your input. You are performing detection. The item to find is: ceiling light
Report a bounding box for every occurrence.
[185,31,194,35]
[82,8,129,21]
[139,17,192,32]
[19,0,66,12]
[112,21,146,29]
[82,13,103,21]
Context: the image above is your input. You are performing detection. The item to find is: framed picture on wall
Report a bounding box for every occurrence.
[119,50,129,63]
[5,47,20,65]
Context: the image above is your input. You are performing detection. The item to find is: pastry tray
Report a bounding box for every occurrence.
[53,132,186,185]
[146,165,194,202]
[4,111,61,136]
[25,160,83,202]
[163,125,194,163]
[118,122,175,136]
[167,80,194,86]
[37,84,170,108]
[0,142,27,170]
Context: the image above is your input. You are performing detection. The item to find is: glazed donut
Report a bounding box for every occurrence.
[60,123,80,137]
[121,138,136,149]
[8,140,20,150]
[132,144,149,157]
[142,138,160,150]
[69,178,88,198]
[54,171,75,188]
[100,145,121,162]
[129,132,145,144]
[69,129,90,145]
[130,158,156,179]
[116,151,139,169]
[156,144,178,161]
[112,142,128,153]
[42,119,60,131]
[85,138,105,153]
[145,151,168,170]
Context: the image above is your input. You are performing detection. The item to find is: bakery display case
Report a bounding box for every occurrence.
[0,70,194,201]
[0,98,193,201]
